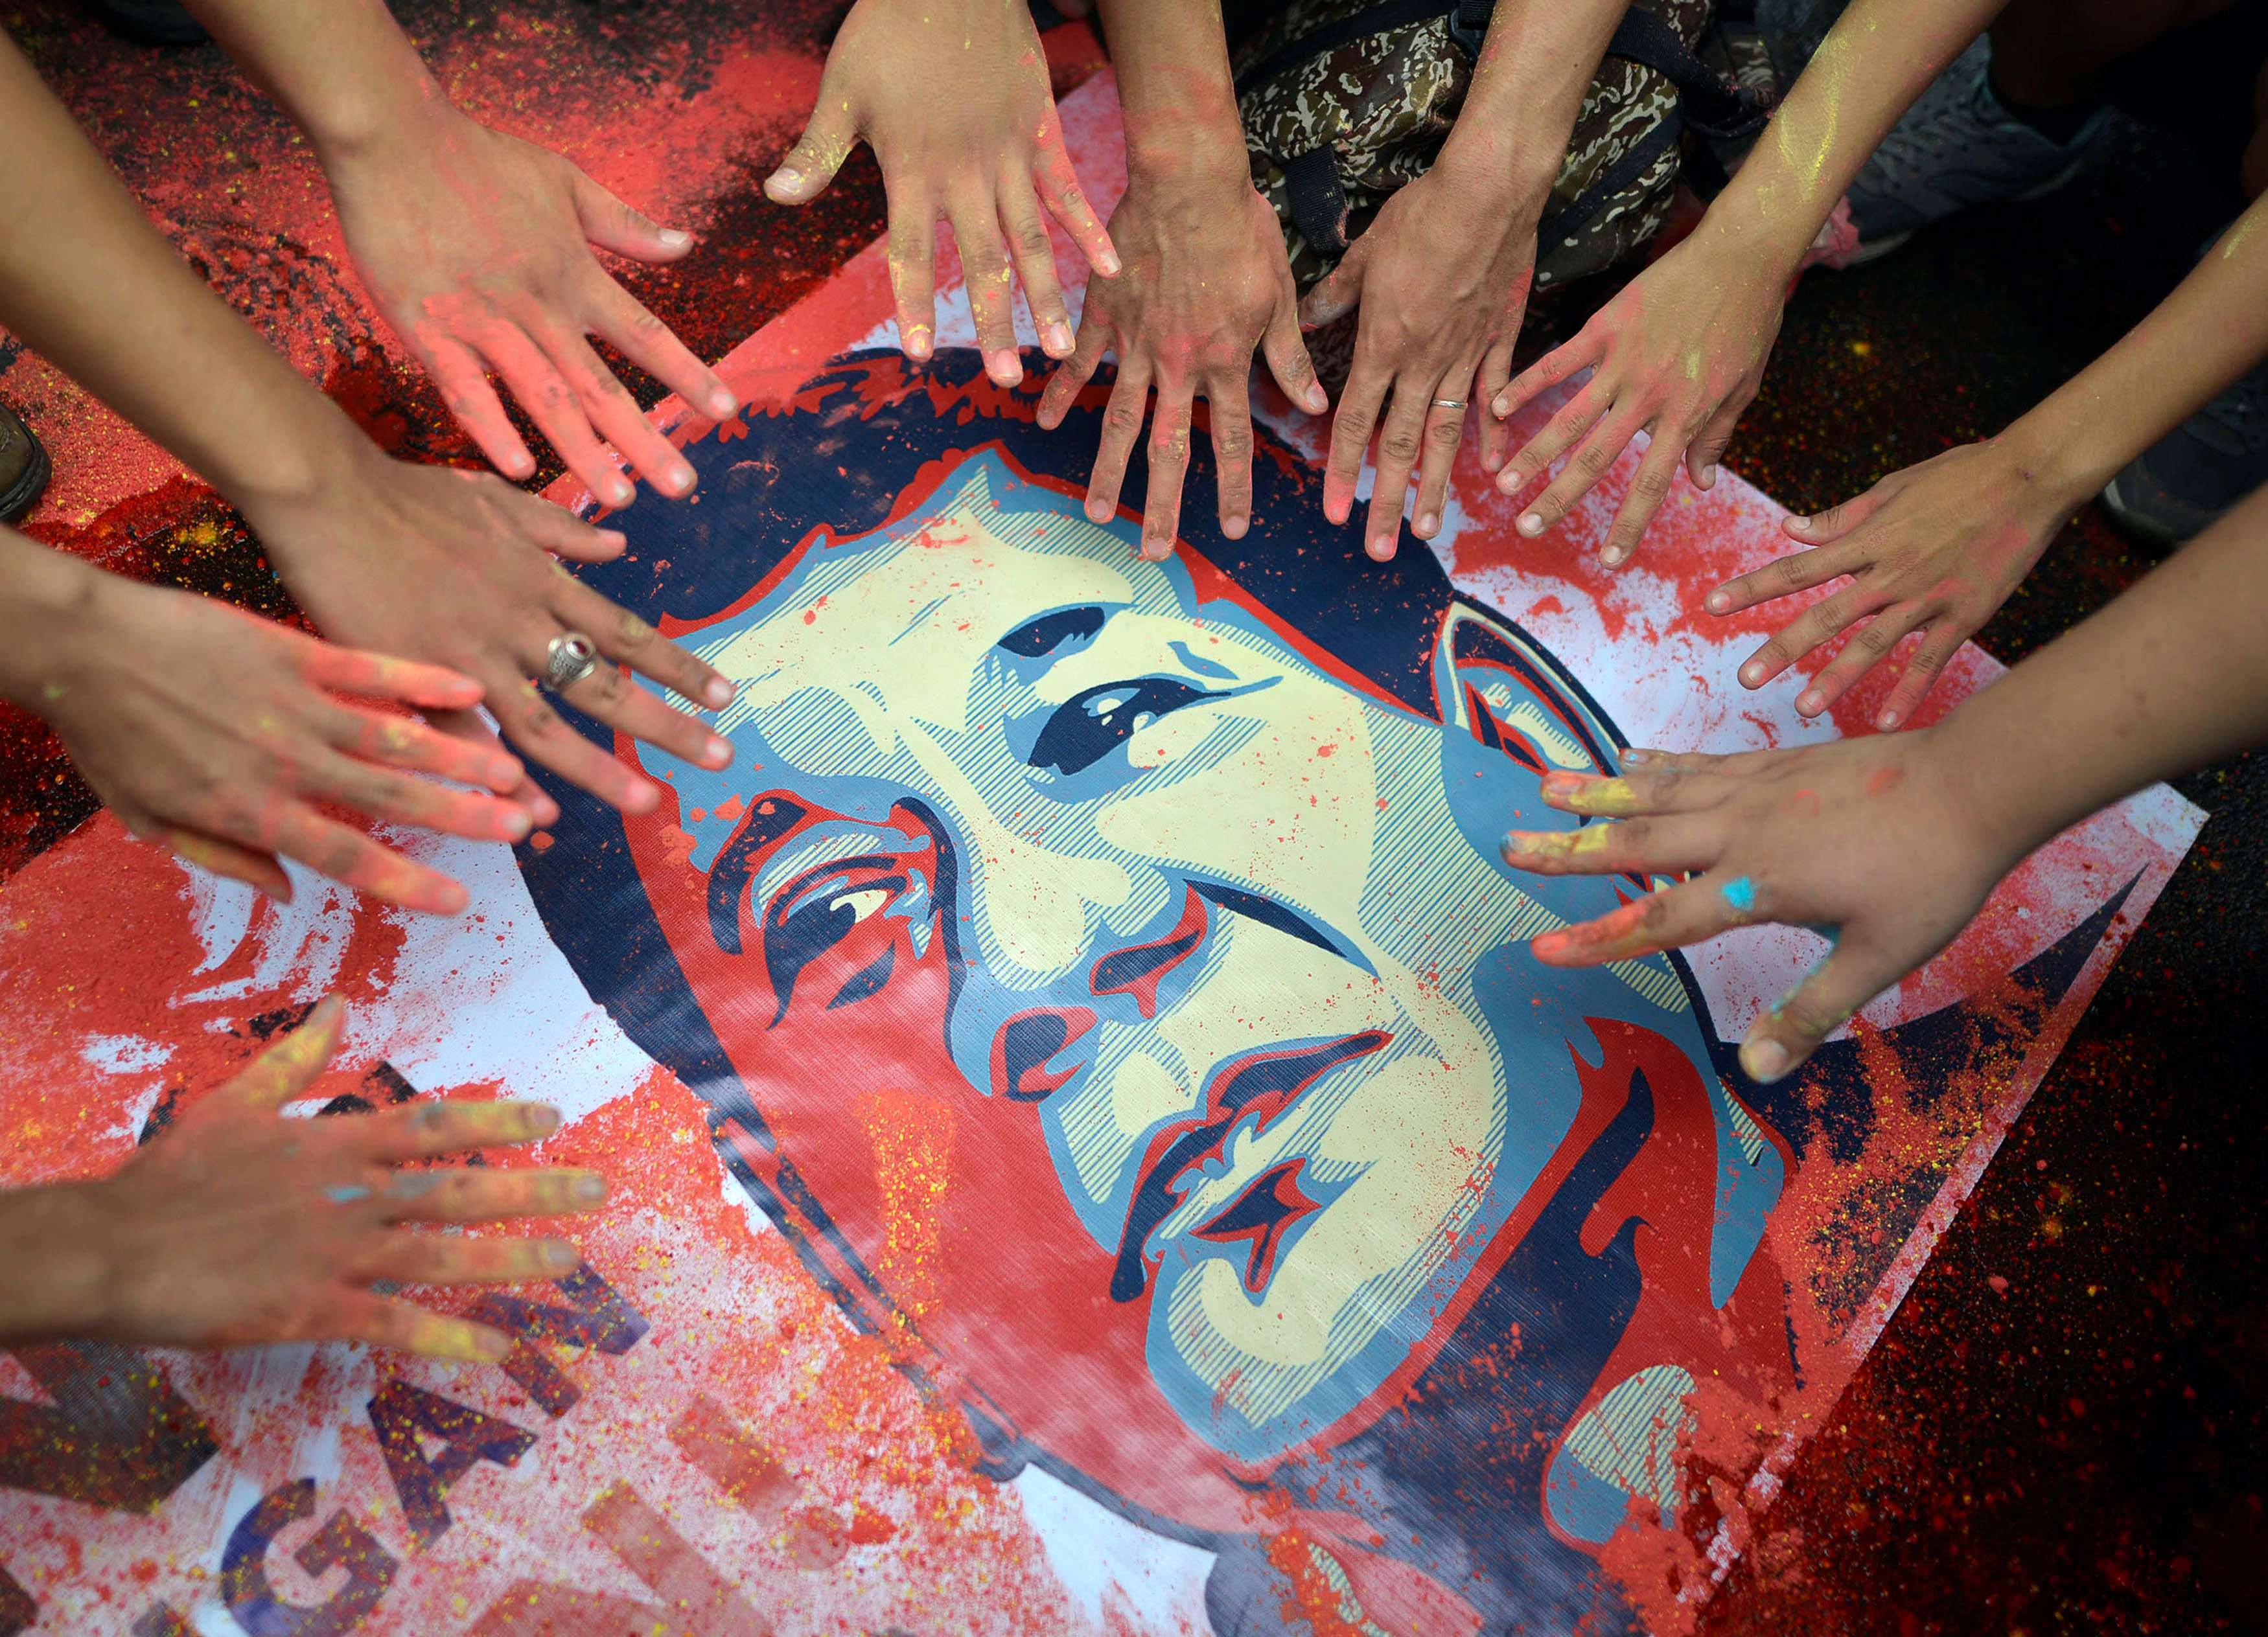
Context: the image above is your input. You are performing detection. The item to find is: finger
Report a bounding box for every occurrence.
[1783,485,1895,547]
[1737,584,1869,689]
[1477,337,1517,474]
[332,708,525,794]
[764,87,857,204]
[1323,362,1388,531]
[1085,356,1151,524]
[1795,604,1925,718]
[999,174,1074,359]
[477,323,634,510]
[949,194,1021,385]
[1493,332,1602,424]
[496,483,630,566]
[1740,944,1895,1084]
[1036,309,1109,430]
[355,1232,584,1290]
[305,748,534,844]
[380,1165,609,1224]
[584,278,738,421]
[1207,373,1256,540]
[1030,134,1119,277]
[1684,383,1753,490]
[1600,428,1687,567]
[880,192,940,363]
[428,708,561,829]
[523,314,697,499]
[165,827,294,903]
[1298,240,1370,330]
[486,670,662,816]
[315,1291,512,1363]
[1875,622,1970,732]
[1140,381,1195,561]
[1412,363,1481,540]
[1706,541,1859,617]
[572,170,695,264]
[1259,296,1330,417]
[1498,812,1716,877]
[1530,875,1748,966]
[220,992,347,1111]
[1534,765,1728,819]
[555,577,736,712]
[295,643,487,713]
[260,804,471,915]
[1361,384,1431,563]
[360,1099,564,1163]
[1496,382,1610,499]
[1515,409,1647,541]
[422,334,535,481]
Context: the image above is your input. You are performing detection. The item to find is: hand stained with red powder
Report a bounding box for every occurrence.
[324,106,738,505]
[765,0,1119,385]
[0,996,607,1361]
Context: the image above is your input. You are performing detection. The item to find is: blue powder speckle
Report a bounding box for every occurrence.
[1722,876,1759,914]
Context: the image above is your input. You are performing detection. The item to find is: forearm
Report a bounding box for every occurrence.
[0,1182,111,1343]
[1436,0,1629,205]
[1092,0,1247,181]
[175,0,443,163]
[1998,194,2268,503]
[1941,483,2268,853]
[1704,0,2003,268]
[0,38,373,512]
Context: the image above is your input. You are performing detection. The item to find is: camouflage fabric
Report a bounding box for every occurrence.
[1234,0,1714,298]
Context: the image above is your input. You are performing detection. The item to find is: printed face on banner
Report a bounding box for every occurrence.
[523,352,1805,1621]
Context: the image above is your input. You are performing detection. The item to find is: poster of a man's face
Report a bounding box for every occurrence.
[522,352,1803,1629]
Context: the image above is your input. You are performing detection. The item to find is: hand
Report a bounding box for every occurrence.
[1496,737,2020,1083]
[765,0,1118,384]
[1037,161,1323,556]
[71,996,605,1361]
[1707,441,2072,730]
[249,453,736,823]
[1301,157,1536,560]
[1492,229,1785,565]
[323,106,737,504]
[39,573,527,913]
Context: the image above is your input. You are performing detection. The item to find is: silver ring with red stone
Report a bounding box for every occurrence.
[541,632,599,692]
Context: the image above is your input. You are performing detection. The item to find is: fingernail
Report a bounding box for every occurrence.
[1796,689,1823,715]
[526,1105,562,1137]
[704,735,732,768]
[1043,321,1074,356]
[503,807,533,841]
[669,464,697,494]
[1306,385,1329,413]
[623,781,660,814]
[1877,711,1901,731]
[1518,512,1544,536]
[1788,516,1810,531]
[904,325,932,361]
[770,166,804,191]
[1094,249,1122,277]
[1481,450,1503,473]
[535,794,561,827]
[609,478,634,506]
[986,349,1023,386]
[1741,1036,1792,1084]
[1702,464,1718,488]
[709,388,738,417]
[704,678,734,709]
[1706,590,1731,614]
[1601,545,1625,567]
[1622,748,1652,764]
[573,1173,608,1204]
[1415,512,1439,537]
[1223,514,1249,540]
[658,227,692,249]
[1086,498,1112,523]
[1531,930,1571,957]
[541,1240,580,1272]
[1368,534,1396,561]
[1492,396,1511,417]
[1740,661,1767,687]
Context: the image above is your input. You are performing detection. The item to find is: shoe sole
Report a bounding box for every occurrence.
[0,435,49,526]
[1838,153,2093,268]
[2099,470,2203,551]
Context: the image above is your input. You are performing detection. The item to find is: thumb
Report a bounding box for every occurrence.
[573,172,694,263]
[222,994,348,1112]
[764,92,858,206]
[1739,944,1892,1084]
[1260,297,1330,415]
[1784,479,1896,545]
[1298,239,1371,330]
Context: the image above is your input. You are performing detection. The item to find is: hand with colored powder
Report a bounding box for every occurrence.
[0,998,607,1362]
[1039,0,1324,556]
[1498,482,2268,1081]
[765,0,1119,385]
[1712,190,2268,729]
[175,0,737,503]
[0,527,527,912]
[1491,0,2005,558]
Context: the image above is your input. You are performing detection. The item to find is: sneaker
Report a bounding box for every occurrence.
[1843,39,2112,262]
[2101,358,2268,548]
[78,0,208,45]
[0,400,51,525]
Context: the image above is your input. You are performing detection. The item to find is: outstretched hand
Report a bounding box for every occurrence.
[80,996,605,1361]
[766,0,1118,384]
[325,109,737,505]
[1037,161,1323,556]
[1707,441,2069,729]
[1497,737,2019,1082]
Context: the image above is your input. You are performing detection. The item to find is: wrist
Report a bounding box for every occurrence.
[290,45,454,168]
[0,1183,117,1342]
[1124,116,1252,192]
[1689,190,1820,284]
[218,404,386,539]
[1429,128,1557,216]
[0,533,111,715]
[1992,407,2127,516]
[1919,702,2068,867]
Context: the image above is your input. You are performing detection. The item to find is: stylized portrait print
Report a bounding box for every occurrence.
[522,352,1802,1631]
